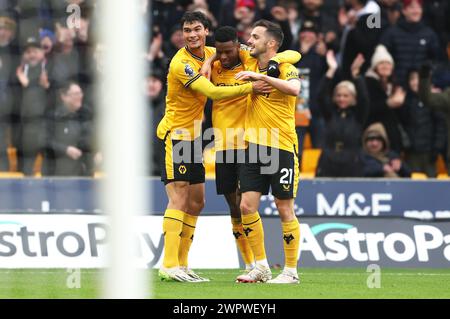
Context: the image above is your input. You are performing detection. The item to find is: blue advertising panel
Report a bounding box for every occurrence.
[0,178,449,219]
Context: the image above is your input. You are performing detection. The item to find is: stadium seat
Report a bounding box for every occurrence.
[7,147,17,172]
[33,153,43,176]
[301,148,321,173]
[303,132,312,149]
[0,171,24,178]
[299,172,315,179]
[411,172,428,180]
[94,171,105,178]
[436,155,447,175]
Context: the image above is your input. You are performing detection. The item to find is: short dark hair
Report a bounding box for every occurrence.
[180,11,210,29]
[252,19,284,48]
[214,26,238,43]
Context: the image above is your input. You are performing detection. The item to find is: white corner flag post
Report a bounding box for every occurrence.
[99,0,149,298]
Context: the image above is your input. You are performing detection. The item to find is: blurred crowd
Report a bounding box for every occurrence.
[0,0,449,177]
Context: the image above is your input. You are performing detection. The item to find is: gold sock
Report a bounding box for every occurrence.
[231,217,255,266]
[178,213,198,267]
[162,209,185,268]
[241,212,267,262]
[282,218,301,269]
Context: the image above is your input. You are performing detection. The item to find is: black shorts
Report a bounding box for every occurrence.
[158,132,205,185]
[215,149,245,195]
[238,143,299,199]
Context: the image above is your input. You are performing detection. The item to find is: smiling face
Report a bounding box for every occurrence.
[334,86,355,109]
[375,61,393,79]
[215,40,240,68]
[247,26,270,58]
[402,1,422,23]
[24,46,45,66]
[182,20,209,51]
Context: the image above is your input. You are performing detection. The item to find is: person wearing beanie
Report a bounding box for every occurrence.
[360,122,412,177]
[39,29,56,57]
[365,44,406,153]
[315,50,369,177]
[380,0,441,87]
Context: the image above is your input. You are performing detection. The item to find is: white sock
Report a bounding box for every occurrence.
[256,259,270,269]
[245,263,255,270]
[284,267,298,275]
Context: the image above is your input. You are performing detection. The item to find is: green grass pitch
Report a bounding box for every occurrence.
[1,268,450,299]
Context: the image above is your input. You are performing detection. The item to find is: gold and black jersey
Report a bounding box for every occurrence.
[157,46,216,141]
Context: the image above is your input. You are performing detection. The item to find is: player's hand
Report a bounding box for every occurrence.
[200,55,214,80]
[235,71,263,81]
[267,60,280,78]
[252,80,272,95]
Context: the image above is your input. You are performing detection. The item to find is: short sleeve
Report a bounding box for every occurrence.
[170,58,202,87]
[280,64,300,81]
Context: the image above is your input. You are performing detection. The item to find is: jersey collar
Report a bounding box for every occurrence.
[185,46,205,62]
[224,62,242,70]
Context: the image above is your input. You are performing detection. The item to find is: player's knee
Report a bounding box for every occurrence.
[168,185,190,211]
[240,200,256,215]
[274,198,294,219]
[189,198,205,214]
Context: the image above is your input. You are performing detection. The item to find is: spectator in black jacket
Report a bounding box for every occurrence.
[419,63,450,174]
[380,0,441,87]
[163,24,184,61]
[422,0,450,59]
[340,0,383,80]
[46,82,97,176]
[316,50,369,177]
[146,68,165,176]
[361,122,411,177]
[399,69,447,176]
[298,0,339,51]
[295,18,327,148]
[0,14,18,171]
[16,37,50,175]
[378,0,402,28]
[365,44,405,153]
